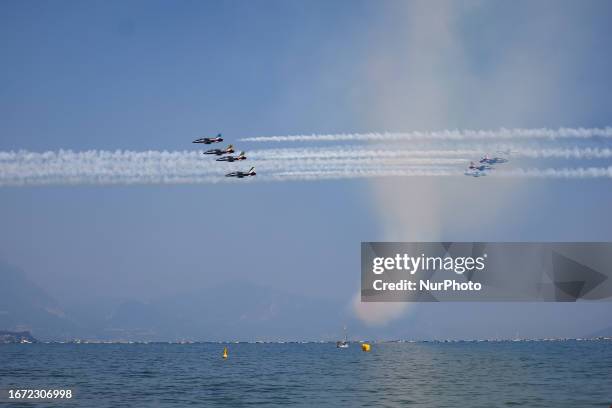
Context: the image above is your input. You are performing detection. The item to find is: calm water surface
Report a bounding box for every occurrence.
[1,341,611,407]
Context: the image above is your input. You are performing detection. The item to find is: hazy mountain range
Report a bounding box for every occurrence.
[0,260,354,341]
[0,261,80,339]
[2,260,611,342]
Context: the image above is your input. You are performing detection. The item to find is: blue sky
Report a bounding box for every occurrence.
[1,0,611,339]
[1,0,378,151]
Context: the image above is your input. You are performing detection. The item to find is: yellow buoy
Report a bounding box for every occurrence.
[361,343,371,352]
[222,346,228,359]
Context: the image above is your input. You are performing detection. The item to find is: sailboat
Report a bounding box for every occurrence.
[336,326,349,348]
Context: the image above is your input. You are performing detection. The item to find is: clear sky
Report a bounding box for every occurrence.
[1,0,611,340]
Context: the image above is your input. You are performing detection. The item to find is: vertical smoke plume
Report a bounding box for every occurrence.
[351,1,578,328]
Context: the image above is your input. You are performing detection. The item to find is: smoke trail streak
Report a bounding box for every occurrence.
[248,146,612,160]
[272,168,457,181]
[0,150,460,186]
[275,167,612,180]
[1,149,612,186]
[497,166,612,178]
[240,127,612,143]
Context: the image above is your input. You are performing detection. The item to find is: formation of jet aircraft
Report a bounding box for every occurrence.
[194,133,510,180]
[465,154,509,177]
[193,134,254,179]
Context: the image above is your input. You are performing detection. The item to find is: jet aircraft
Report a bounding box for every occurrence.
[464,161,491,177]
[468,161,491,171]
[226,167,256,178]
[216,151,247,162]
[479,154,508,165]
[204,144,234,156]
[193,133,223,144]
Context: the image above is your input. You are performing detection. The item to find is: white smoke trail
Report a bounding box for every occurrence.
[275,167,612,180]
[498,166,612,178]
[272,168,457,181]
[1,149,612,186]
[240,127,612,143]
[496,147,612,159]
[248,146,612,160]
[0,150,460,186]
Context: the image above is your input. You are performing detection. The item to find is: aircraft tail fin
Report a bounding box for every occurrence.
[249,167,255,173]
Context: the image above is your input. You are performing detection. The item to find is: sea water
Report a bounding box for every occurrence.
[1,340,611,407]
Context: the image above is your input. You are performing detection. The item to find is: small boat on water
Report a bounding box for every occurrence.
[336,326,349,348]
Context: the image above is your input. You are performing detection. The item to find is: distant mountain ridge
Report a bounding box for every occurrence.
[0,260,79,339]
[0,261,354,341]
[588,325,612,338]
[103,282,348,342]
[9,261,608,342]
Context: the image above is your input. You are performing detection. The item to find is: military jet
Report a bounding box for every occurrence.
[216,151,247,162]
[226,167,256,178]
[479,154,508,165]
[464,161,491,177]
[203,144,234,156]
[468,161,491,171]
[193,133,223,144]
